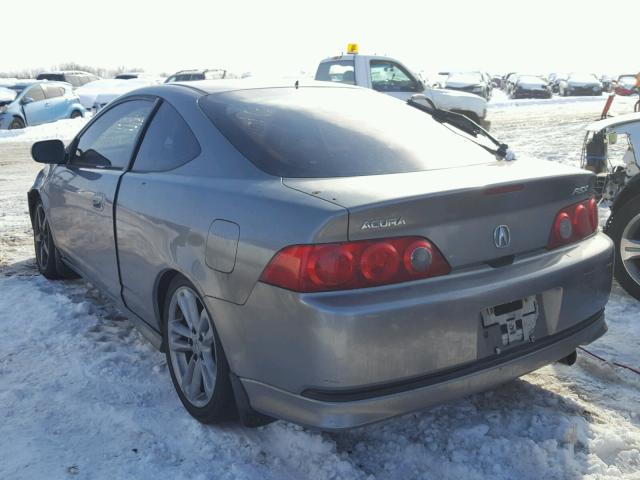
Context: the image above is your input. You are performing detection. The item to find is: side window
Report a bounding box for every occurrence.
[72,100,154,169]
[132,101,200,172]
[44,85,64,99]
[370,60,419,92]
[25,85,46,102]
[315,60,356,84]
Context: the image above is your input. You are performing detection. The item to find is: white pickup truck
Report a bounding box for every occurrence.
[315,53,489,126]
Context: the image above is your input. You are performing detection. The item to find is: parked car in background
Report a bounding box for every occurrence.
[503,72,520,95]
[614,74,638,96]
[600,75,615,93]
[443,72,492,100]
[510,75,551,99]
[36,71,100,88]
[76,78,160,112]
[0,80,85,129]
[558,73,602,96]
[490,74,503,89]
[548,73,568,94]
[164,69,227,83]
[28,80,612,430]
[315,53,489,126]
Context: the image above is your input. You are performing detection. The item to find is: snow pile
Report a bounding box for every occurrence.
[0,117,88,144]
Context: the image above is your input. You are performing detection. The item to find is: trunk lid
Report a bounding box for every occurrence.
[283,160,594,269]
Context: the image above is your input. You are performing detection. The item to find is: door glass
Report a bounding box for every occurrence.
[315,60,356,84]
[132,102,200,172]
[24,85,46,102]
[72,100,154,169]
[44,85,65,99]
[370,60,418,92]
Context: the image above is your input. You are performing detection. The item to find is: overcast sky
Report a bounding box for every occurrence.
[5,0,639,78]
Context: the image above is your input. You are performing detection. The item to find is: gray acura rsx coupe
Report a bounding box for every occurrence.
[28,80,613,430]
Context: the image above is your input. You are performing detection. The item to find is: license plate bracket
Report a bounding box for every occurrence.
[481,296,538,347]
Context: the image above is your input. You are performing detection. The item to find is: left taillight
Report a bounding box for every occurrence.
[547,198,598,249]
[260,236,451,292]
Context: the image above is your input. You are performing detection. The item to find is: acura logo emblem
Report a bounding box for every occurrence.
[494,225,511,248]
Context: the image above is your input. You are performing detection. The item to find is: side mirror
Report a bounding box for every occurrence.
[31,139,66,164]
[21,97,34,105]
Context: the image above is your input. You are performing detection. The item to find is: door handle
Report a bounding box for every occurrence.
[92,193,105,210]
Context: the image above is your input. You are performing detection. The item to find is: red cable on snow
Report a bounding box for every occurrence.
[578,347,640,376]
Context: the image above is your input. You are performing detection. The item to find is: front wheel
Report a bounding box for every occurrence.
[606,195,640,300]
[163,276,235,423]
[33,201,78,279]
[70,110,83,119]
[9,117,25,129]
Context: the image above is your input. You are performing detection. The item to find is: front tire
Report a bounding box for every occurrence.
[163,276,235,423]
[9,117,25,129]
[606,195,640,300]
[33,202,77,279]
[70,110,82,119]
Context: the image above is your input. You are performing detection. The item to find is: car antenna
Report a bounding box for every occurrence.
[295,80,299,90]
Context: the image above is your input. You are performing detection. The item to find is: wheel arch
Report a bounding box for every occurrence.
[27,189,41,226]
[611,175,640,215]
[154,269,183,342]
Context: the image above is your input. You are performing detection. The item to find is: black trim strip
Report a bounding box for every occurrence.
[302,310,605,402]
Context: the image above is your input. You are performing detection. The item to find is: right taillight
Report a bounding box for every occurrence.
[547,198,598,249]
[260,236,451,292]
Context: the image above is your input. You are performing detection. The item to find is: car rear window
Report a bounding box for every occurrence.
[199,87,495,178]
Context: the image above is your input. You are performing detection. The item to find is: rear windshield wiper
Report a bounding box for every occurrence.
[407,95,515,161]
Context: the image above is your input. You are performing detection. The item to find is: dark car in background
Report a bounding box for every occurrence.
[558,73,603,96]
[164,69,227,83]
[510,75,552,99]
[443,72,491,100]
[36,71,100,88]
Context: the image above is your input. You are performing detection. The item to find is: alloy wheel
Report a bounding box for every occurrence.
[167,286,217,407]
[621,212,640,287]
[34,204,51,270]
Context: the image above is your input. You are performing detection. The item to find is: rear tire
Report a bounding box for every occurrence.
[70,110,82,119]
[9,117,25,129]
[606,195,640,300]
[163,276,236,423]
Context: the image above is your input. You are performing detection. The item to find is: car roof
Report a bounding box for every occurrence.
[39,70,92,75]
[166,79,359,95]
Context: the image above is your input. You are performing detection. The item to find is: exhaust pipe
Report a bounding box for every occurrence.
[559,350,577,366]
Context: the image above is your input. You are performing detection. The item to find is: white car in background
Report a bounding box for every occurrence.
[316,53,489,126]
[76,78,162,112]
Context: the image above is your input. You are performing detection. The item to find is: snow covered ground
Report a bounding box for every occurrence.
[1,97,639,479]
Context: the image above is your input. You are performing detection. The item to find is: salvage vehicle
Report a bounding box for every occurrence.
[614,74,638,96]
[510,75,552,99]
[315,47,488,126]
[442,72,492,100]
[29,80,613,430]
[164,69,227,83]
[0,80,85,129]
[559,73,603,97]
[76,78,160,112]
[582,112,640,299]
[37,70,100,88]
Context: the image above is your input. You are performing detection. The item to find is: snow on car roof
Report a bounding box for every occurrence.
[586,112,640,132]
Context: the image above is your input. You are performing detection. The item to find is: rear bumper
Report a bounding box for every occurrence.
[241,310,606,430]
[206,233,613,427]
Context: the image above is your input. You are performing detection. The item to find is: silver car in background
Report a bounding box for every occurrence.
[28,81,613,430]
